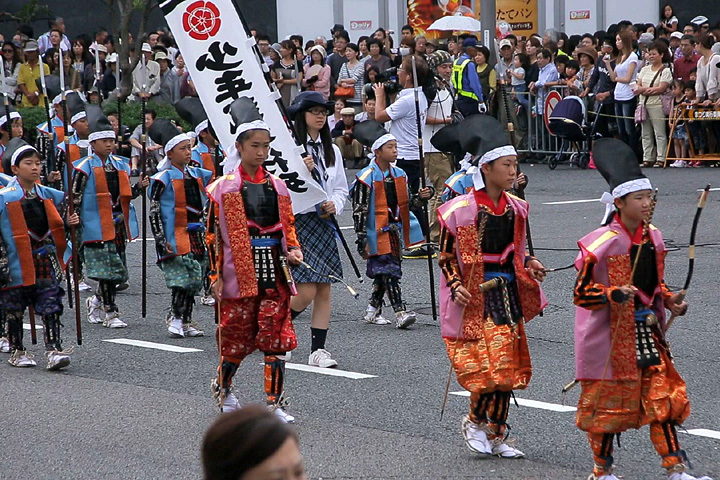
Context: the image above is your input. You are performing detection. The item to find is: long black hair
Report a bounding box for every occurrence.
[294,109,336,167]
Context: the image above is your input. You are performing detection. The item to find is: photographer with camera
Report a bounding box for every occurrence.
[452,38,486,117]
[373,55,433,259]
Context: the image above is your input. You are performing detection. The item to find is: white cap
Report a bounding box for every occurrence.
[106,52,118,63]
[141,43,152,53]
[499,39,513,49]
[670,31,683,40]
[691,15,709,25]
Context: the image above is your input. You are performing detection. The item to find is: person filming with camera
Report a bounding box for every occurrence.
[373,55,433,259]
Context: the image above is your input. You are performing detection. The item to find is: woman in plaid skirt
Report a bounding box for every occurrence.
[286,92,348,369]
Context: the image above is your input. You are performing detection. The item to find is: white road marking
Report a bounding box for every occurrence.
[543,199,598,205]
[685,429,720,440]
[450,391,577,412]
[697,187,720,192]
[285,362,377,379]
[23,324,43,330]
[130,238,156,243]
[339,225,354,230]
[102,338,202,353]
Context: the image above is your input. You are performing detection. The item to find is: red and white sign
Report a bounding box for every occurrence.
[182,1,222,40]
[350,20,372,30]
[569,10,591,20]
[544,90,562,131]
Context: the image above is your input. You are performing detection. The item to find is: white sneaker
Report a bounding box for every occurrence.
[363,306,391,325]
[46,350,71,371]
[86,296,103,324]
[588,474,620,480]
[201,294,216,306]
[183,322,205,337]
[167,316,184,337]
[8,350,36,367]
[395,310,417,329]
[79,280,92,292]
[308,348,338,368]
[0,337,10,353]
[221,393,242,412]
[103,311,127,328]
[461,415,492,455]
[269,405,295,423]
[669,472,713,480]
[491,437,525,458]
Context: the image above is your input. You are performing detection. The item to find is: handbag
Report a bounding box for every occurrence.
[635,66,664,123]
[334,85,355,98]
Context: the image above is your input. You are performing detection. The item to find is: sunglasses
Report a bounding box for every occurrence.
[2,49,13,53]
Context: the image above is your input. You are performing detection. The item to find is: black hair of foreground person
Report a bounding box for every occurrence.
[202,405,305,480]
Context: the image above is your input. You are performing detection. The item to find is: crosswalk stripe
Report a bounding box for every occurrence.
[102,338,202,353]
[285,362,376,379]
[450,391,577,412]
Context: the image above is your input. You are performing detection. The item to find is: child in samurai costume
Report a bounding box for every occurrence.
[0,138,78,369]
[573,138,712,480]
[176,97,224,307]
[148,118,212,338]
[72,105,145,328]
[206,98,302,423]
[0,101,23,165]
[437,115,546,458]
[56,92,91,190]
[351,120,432,329]
[175,97,225,180]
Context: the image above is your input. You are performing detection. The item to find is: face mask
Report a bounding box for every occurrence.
[399,47,411,56]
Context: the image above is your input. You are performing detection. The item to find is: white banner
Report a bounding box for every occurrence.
[161,0,327,213]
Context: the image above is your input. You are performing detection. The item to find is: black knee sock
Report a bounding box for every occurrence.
[42,313,63,351]
[6,310,24,351]
[310,327,328,352]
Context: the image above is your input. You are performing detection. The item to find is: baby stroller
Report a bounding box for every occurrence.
[547,95,601,169]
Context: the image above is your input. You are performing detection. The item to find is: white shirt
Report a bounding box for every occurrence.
[613,52,639,102]
[423,87,453,153]
[298,135,349,215]
[386,87,427,160]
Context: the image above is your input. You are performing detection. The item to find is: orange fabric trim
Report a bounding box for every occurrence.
[395,176,412,247]
[45,198,68,269]
[606,254,638,381]
[92,166,115,242]
[117,170,133,238]
[6,202,35,286]
[373,180,391,255]
[172,178,190,256]
[222,191,258,298]
[201,152,216,179]
[456,224,486,340]
[54,125,64,143]
[277,194,299,248]
[68,144,80,163]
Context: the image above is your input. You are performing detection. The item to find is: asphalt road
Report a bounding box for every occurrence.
[1,164,719,480]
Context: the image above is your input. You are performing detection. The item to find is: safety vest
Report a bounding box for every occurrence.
[452,58,479,101]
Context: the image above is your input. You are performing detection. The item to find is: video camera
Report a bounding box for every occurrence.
[376,67,402,96]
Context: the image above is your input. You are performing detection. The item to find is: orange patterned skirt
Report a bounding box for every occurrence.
[444,317,532,394]
[576,337,690,433]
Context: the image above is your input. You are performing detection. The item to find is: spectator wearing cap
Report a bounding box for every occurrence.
[302,45,331,101]
[452,38,485,117]
[37,17,71,55]
[155,50,179,105]
[424,50,455,243]
[495,38,514,81]
[669,31,683,59]
[100,52,119,99]
[674,35,701,83]
[331,107,364,167]
[131,43,160,101]
[575,46,596,92]
[17,41,50,108]
[83,43,107,92]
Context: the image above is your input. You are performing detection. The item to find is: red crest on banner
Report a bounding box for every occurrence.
[182,1,222,40]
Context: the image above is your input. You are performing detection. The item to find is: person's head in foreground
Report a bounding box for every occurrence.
[202,405,306,480]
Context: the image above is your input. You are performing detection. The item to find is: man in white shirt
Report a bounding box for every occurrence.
[423,51,455,243]
[373,55,431,257]
[37,18,71,55]
[131,43,161,100]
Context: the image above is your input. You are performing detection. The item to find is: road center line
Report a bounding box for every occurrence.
[685,429,720,440]
[543,199,598,205]
[103,338,203,353]
[285,362,376,379]
[450,391,577,412]
[23,324,44,330]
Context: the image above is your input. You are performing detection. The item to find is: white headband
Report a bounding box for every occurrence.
[236,120,270,137]
[0,111,21,128]
[599,178,653,225]
[71,112,87,125]
[165,132,192,153]
[478,145,517,165]
[459,153,472,171]
[89,130,116,142]
[194,119,209,137]
[11,145,37,166]
[371,133,396,153]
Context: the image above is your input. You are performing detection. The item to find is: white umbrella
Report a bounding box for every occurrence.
[427,14,482,32]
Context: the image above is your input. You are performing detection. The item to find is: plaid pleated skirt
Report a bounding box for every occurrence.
[291,213,342,284]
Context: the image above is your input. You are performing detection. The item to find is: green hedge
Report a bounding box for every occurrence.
[19,100,190,144]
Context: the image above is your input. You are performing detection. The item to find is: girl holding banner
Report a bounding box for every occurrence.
[287,91,348,369]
